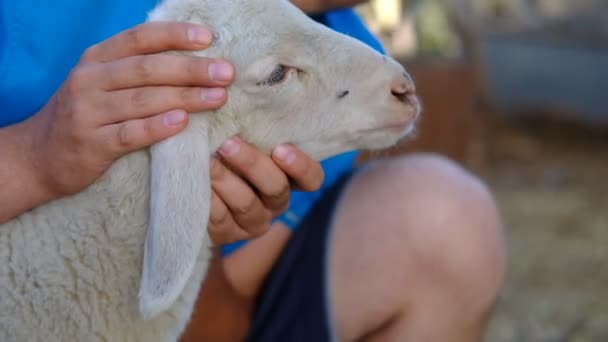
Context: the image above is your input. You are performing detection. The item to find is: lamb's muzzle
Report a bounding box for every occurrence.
[390,74,416,104]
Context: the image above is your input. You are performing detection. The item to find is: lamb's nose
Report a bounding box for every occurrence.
[390,73,415,104]
[391,76,416,103]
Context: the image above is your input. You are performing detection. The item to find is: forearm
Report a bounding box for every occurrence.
[0,121,53,223]
[292,0,368,14]
[181,248,254,341]
[223,222,293,298]
[183,223,292,339]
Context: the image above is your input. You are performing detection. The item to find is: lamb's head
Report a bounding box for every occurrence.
[149,0,420,160]
[139,0,420,321]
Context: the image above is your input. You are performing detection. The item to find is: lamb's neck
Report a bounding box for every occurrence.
[204,110,241,152]
[94,149,151,199]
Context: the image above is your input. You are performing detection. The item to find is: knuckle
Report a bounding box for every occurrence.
[134,56,153,81]
[233,196,258,216]
[187,58,205,78]
[262,209,273,224]
[141,118,155,140]
[103,64,118,88]
[126,25,145,48]
[67,66,93,92]
[173,22,194,44]
[276,200,290,215]
[81,45,99,61]
[314,163,325,179]
[314,169,326,188]
[300,180,320,192]
[238,149,258,169]
[302,165,324,191]
[128,88,149,111]
[178,87,195,108]
[67,98,91,129]
[210,207,231,227]
[248,222,270,238]
[69,126,88,146]
[69,96,87,115]
[116,123,134,149]
[207,225,229,244]
[265,183,290,205]
[310,175,324,190]
[209,158,226,180]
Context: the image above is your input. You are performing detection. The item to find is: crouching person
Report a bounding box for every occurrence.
[0,0,505,341]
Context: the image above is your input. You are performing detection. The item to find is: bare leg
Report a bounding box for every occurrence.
[327,154,506,342]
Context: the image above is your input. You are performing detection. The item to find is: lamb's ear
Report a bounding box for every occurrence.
[138,120,212,319]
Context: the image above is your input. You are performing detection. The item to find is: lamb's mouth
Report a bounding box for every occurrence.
[359,119,414,134]
[361,100,422,136]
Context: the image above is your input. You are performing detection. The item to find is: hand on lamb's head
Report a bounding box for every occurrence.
[14,21,234,203]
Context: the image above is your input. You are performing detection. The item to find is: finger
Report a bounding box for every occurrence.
[96,109,188,157]
[102,86,227,124]
[217,137,291,214]
[101,54,235,90]
[208,190,249,245]
[272,145,325,192]
[209,158,272,235]
[82,22,213,62]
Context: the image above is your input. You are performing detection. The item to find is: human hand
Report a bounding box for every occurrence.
[207,137,324,245]
[21,22,235,198]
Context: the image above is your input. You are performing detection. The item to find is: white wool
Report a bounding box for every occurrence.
[0,0,419,341]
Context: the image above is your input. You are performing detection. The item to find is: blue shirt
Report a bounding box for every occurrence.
[0,1,385,255]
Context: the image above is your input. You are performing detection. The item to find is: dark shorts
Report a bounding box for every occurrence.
[245,170,356,342]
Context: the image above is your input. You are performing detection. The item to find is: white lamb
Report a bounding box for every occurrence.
[0,0,420,341]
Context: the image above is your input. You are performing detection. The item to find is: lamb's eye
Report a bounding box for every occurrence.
[257,65,288,86]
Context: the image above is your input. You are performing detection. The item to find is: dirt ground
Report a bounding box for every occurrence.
[470,114,608,342]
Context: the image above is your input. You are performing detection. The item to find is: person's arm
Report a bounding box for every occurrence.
[178,224,293,341]
[292,0,368,13]
[0,22,231,224]
[0,122,54,222]
[223,221,292,295]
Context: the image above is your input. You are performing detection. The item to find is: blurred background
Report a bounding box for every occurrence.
[353,1,608,341]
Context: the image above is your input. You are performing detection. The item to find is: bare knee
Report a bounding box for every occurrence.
[328,154,505,340]
[352,153,506,316]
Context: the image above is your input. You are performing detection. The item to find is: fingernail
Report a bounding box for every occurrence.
[209,62,234,82]
[187,26,212,45]
[163,110,186,126]
[274,145,296,165]
[201,88,225,101]
[219,138,240,156]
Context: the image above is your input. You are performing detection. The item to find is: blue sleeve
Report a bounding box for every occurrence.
[316,8,386,55]
[221,8,386,256]
[0,0,157,127]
